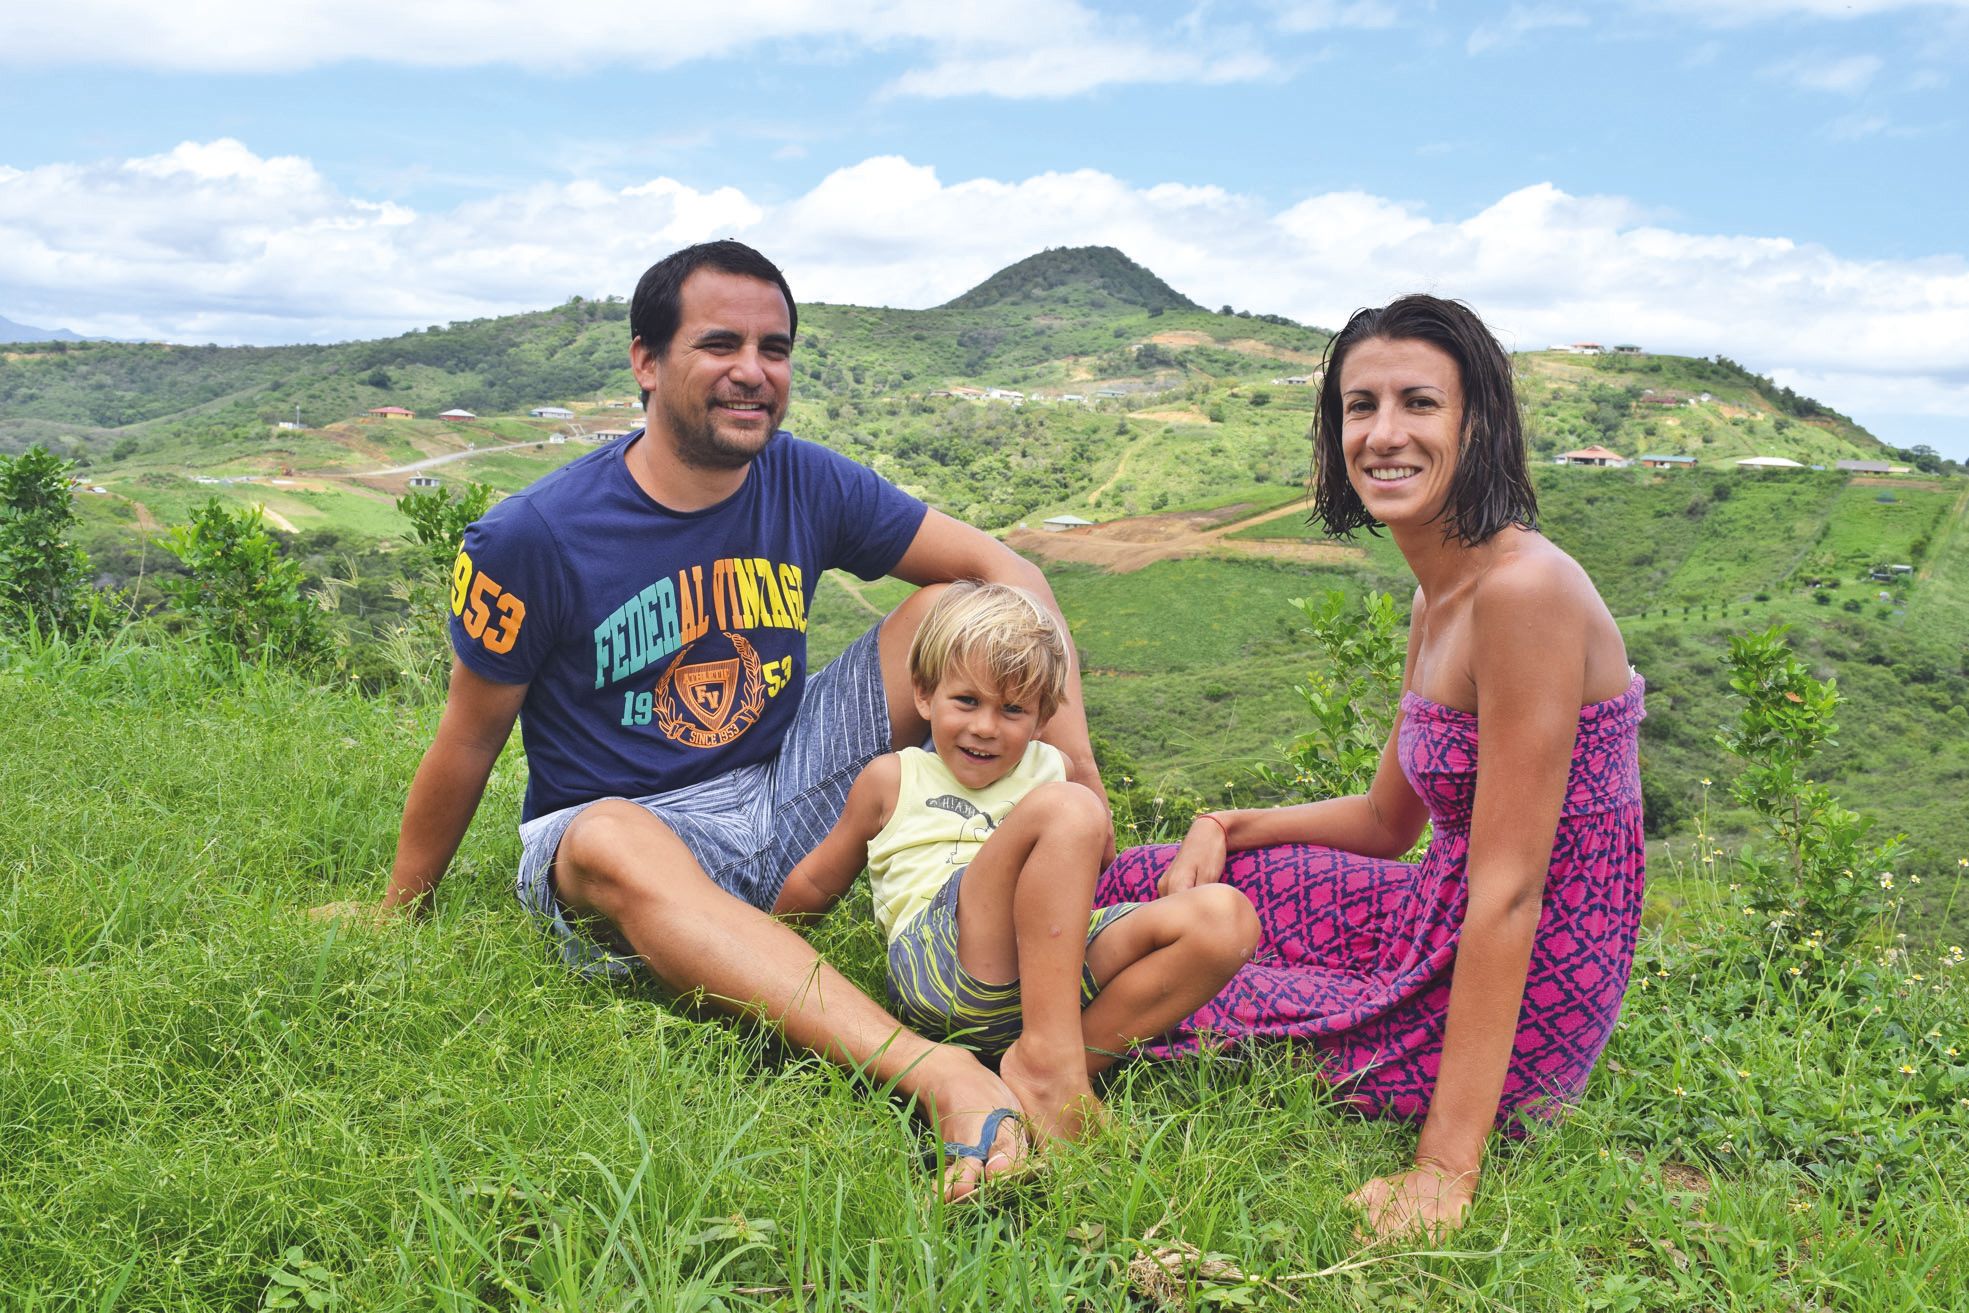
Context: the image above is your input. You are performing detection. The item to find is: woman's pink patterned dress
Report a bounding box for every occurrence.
[1096,675,1647,1122]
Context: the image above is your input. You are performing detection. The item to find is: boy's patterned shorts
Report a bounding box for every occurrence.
[886,864,1140,1058]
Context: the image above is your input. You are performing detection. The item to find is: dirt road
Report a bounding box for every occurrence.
[1008,498,1362,574]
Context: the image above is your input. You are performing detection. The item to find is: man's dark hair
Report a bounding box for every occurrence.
[629,240,797,403]
[1309,293,1537,546]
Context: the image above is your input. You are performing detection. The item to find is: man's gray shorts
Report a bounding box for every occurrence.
[515,622,890,978]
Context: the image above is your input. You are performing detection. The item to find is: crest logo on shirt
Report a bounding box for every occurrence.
[675,658,742,732]
[654,632,765,748]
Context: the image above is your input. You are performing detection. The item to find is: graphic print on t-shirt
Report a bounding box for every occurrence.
[925,793,1002,862]
[591,554,808,749]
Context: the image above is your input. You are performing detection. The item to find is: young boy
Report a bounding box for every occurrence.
[777,581,1260,1159]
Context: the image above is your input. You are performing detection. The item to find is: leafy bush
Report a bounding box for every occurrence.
[397,482,496,585]
[1260,588,1405,803]
[1716,625,1903,955]
[162,499,328,668]
[0,444,93,637]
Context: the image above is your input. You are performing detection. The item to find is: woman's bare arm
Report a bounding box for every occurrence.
[1354,556,1586,1238]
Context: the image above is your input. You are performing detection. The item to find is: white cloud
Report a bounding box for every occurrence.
[1766,52,1884,93]
[0,1,1068,71]
[4,143,1966,454]
[1466,6,1589,56]
[0,1,1277,100]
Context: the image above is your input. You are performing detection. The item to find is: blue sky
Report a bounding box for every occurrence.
[2,1,1965,456]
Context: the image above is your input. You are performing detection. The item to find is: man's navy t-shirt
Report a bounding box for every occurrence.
[448,430,927,822]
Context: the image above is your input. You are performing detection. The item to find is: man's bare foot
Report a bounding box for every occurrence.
[998,1036,1104,1143]
[917,1047,1030,1202]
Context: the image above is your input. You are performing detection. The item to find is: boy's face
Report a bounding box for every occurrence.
[913,661,1046,792]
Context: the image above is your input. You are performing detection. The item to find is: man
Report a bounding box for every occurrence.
[370,240,1108,1199]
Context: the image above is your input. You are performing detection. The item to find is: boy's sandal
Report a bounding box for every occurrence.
[940,1107,1041,1204]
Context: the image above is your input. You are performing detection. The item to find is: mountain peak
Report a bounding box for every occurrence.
[940,246,1202,313]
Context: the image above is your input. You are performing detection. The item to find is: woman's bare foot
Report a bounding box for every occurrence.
[998,1036,1103,1143]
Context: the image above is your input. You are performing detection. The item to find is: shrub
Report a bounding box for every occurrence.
[398,482,496,585]
[162,499,328,668]
[1716,624,1903,955]
[1260,588,1405,804]
[0,444,93,638]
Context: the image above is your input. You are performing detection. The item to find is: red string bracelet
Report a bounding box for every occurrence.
[1197,812,1229,843]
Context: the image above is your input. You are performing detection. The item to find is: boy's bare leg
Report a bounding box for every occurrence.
[555,799,1024,1201]
[1078,885,1260,1075]
[951,780,1110,1141]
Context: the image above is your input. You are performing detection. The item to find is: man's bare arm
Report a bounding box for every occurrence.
[380,660,529,916]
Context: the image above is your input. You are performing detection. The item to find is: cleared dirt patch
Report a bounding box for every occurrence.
[1010,500,1362,573]
[254,503,300,534]
[1851,475,1947,492]
[1145,332,1325,367]
[1128,408,1213,424]
[1225,338,1324,366]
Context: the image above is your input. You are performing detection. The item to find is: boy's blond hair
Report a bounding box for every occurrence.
[909,581,1071,723]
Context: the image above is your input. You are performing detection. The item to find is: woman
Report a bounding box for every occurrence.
[1096,294,1645,1240]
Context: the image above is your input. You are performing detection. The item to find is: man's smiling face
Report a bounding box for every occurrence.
[634,268,793,471]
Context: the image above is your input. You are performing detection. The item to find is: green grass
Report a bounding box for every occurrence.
[3,638,1967,1308]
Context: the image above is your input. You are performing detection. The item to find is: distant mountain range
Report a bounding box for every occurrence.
[0,246,1892,475]
[0,314,89,344]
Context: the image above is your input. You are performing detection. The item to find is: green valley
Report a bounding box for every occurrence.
[8,245,1966,925]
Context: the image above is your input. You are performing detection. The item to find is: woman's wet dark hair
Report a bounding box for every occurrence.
[1309,294,1537,546]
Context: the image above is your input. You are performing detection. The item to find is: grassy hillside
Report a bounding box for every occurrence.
[3,638,1965,1308]
[7,248,1969,1307]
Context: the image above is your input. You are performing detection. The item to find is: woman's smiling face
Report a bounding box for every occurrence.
[1338,336,1465,531]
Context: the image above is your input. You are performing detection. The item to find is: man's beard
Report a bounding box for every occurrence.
[659,394,782,471]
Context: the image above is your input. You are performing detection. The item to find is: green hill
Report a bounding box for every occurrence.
[938,245,1203,313]
[14,250,1966,911]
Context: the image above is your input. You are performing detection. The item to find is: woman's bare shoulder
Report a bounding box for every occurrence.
[1474,531,1596,615]
[1475,531,1629,694]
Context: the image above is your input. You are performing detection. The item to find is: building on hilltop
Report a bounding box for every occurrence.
[367,405,414,419]
[1041,515,1093,532]
[1734,456,1805,470]
[407,475,439,488]
[1637,390,1692,407]
[529,406,575,419]
[438,408,477,421]
[1638,454,1697,469]
[1556,445,1626,467]
[1835,460,1895,475]
[1612,344,1644,354]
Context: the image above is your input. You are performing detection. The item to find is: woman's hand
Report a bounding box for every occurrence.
[1346,1160,1478,1243]
[1157,814,1229,896]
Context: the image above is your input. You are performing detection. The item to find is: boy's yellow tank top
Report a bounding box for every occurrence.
[867,741,1067,940]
